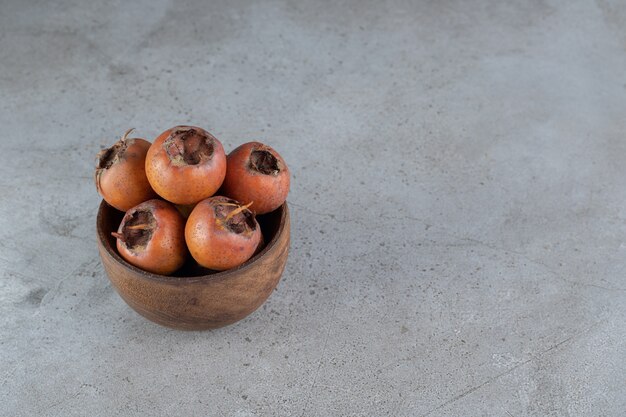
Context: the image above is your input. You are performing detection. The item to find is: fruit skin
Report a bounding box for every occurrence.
[95,131,157,212]
[145,126,226,205]
[221,142,290,215]
[115,199,187,275]
[185,196,261,271]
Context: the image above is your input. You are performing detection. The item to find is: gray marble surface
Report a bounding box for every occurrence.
[1,0,625,415]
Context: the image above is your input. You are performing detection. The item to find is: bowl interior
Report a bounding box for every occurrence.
[97,200,287,280]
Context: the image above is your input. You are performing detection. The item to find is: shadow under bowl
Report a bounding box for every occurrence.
[96,200,290,330]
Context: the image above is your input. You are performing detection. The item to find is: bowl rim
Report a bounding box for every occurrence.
[96,199,289,284]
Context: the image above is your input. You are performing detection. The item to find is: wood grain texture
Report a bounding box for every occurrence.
[96,200,290,330]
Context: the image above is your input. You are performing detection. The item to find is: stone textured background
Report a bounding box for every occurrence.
[1,0,625,415]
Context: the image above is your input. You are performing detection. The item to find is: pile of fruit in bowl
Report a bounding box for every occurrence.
[94,126,291,329]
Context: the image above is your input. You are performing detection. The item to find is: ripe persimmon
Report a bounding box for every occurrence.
[185,196,261,271]
[95,129,156,211]
[221,142,289,214]
[112,199,187,275]
[145,126,226,205]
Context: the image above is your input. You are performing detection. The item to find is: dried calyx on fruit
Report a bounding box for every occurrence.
[164,127,215,166]
[214,200,256,235]
[95,129,156,212]
[249,149,281,176]
[111,209,155,250]
[96,135,127,171]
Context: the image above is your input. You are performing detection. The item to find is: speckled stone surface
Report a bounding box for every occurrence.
[1,0,625,415]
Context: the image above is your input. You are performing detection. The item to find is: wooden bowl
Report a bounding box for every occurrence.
[96,200,290,330]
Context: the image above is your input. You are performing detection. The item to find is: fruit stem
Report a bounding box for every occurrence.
[224,202,254,222]
[121,128,135,142]
[111,232,125,242]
